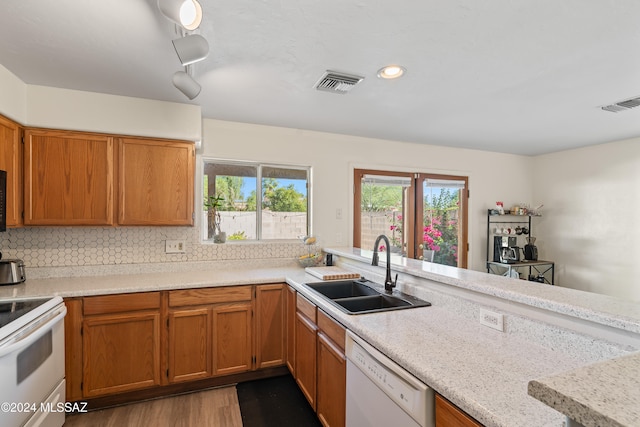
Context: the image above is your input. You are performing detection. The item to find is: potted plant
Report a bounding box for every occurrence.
[204,195,226,243]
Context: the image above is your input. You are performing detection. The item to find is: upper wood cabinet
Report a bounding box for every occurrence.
[0,115,23,227]
[117,137,194,226]
[22,130,194,226]
[24,129,114,225]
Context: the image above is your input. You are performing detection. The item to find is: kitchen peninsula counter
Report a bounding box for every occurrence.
[1,252,638,427]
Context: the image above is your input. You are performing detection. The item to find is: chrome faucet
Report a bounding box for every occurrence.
[372,234,397,292]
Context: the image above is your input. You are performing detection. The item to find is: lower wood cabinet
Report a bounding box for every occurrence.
[168,307,212,383]
[81,292,162,397]
[66,284,286,401]
[316,310,346,427]
[295,310,318,408]
[212,302,253,376]
[285,285,296,374]
[255,284,286,369]
[294,293,346,427]
[435,394,483,427]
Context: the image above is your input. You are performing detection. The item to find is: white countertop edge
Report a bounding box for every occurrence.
[527,351,640,427]
[324,247,640,334]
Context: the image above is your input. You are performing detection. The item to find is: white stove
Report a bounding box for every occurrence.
[0,296,67,427]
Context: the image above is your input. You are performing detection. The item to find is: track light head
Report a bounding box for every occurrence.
[158,0,203,31]
[172,34,209,66]
[172,70,201,99]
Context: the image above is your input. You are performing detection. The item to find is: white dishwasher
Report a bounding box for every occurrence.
[345,331,434,427]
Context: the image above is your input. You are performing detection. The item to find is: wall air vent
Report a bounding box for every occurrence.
[601,96,640,113]
[314,71,364,94]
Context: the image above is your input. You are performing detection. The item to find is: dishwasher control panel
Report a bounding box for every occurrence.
[345,331,433,426]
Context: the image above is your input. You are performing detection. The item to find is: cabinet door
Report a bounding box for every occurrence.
[317,332,346,427]
[0,115,22,227]
[286,285,296,374]
[435,394,482,427]
[255,284,285,369]
[83,312,161,397]
[168,307,212,383]
[117,137,194,225]
[24,129,114,225]
[295,312,318,410]
[212,302,253,376]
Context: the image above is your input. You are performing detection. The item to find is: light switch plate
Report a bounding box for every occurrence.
[165,240,186,254]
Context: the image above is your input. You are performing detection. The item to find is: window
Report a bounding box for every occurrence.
[354,169,468,268]
[202,159,310,241]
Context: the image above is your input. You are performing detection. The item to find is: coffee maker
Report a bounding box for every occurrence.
[524,237,538,261]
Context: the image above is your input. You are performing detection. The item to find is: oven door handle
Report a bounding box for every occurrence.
[0,305,67,358]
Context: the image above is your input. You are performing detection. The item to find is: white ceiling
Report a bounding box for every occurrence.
[1,0,640,156]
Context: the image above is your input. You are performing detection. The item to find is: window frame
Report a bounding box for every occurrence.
[201,158,311,241]
[353,168,468,268]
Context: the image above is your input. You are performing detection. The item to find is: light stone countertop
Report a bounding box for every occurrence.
[2,253,638,427]
[320,247,640,427]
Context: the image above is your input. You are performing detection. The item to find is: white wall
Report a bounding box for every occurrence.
[533,138,640,301]
[0,65,202,142]
[0,64,27,123]
[201,119,533,272]
[25,85,202,142]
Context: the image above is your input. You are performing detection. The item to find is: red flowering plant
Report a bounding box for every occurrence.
[385,210,405,254]
[423,189,460,266]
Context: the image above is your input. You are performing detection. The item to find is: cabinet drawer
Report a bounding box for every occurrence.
[317,309,345,351]
[83,292,160,316]
[169,286,252,307]
[296,293,316,323]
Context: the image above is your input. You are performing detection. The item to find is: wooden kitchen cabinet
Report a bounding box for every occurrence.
[294,294,346,425]
[212,302,253,375]
[255,284,285,369]
[82,292,162,397]
[23,129,114,225]
[435,394,483,427]
[168,286,253,379]
[316,310,346,427]
[295,293,318,409]
[285,285,296,374]
[167,307,212,383]
[67,284,287,404]
[117,137,194,225]
[0,115,23,227]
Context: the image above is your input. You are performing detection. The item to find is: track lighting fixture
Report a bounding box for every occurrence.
[172,68,201,100]
[157,0,203,31]
[172,34,209,66]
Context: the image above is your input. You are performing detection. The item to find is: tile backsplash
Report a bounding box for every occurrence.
[0,226,305,268]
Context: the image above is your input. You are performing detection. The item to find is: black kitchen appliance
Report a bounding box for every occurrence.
[493,236,517,262]
[499,246,520,264]
[524,237,538,261]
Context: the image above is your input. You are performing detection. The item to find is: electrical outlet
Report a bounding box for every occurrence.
[165,240,186,254]
[336,208,343,220]
[479,309,504,332]
[336,232,343,244]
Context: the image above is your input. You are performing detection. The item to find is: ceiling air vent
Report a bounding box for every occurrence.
[601,96,640,113]
[314,71,364,94]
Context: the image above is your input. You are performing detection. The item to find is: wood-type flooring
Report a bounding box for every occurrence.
[63,386,242,427]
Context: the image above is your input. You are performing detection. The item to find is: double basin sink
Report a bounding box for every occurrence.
[303,278,431,314]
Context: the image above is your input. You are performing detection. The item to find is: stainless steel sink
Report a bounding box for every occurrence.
[303,278,431,314]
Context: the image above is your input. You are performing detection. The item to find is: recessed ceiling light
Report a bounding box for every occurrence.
[377,65,406,79]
